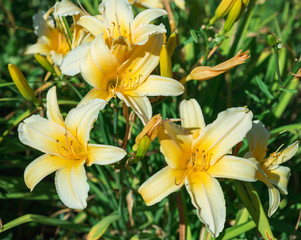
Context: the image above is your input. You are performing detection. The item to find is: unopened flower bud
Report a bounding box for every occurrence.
[8,64,39,105]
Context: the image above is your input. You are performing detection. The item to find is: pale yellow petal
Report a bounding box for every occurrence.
[54,0,84,17]
[61,42,91,76]
[137,75,184,96]
[65,99,107,148]
[25,43,50,55]
[180,99,205,138]
[79,88,111,106]
[133,24,166,45]
[138,166,186,206]
[267,183,280,217]
[24,154,72,190]
[55,161,89,209]
[80,35,119,90]
[273,141,299,165]
[194,107,253,166]
[79,46,106,89]
[87,144,127,166]
[267,165,291,195]
[117,91,151,125]
[208,155,257,182]
[132,0,163,9]
[185,172,225,238]
[90,35,120,79]
[46,86,65,127]
[100,0,133,39]
[119,34,163,84]
[77,16,106,37]
[18,115,67,156]
[133,8,167,28]
[246,120,270,162]
[158,122,194,169]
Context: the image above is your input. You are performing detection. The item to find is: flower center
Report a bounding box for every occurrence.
[56,125,87,160]
[108,70,144,97]
[175,149,212,185]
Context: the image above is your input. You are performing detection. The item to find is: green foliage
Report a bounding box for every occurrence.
[0,0,300,239]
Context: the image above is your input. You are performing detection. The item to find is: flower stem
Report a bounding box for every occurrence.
[274,49,282,82]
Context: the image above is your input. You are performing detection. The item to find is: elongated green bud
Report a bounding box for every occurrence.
[209,0,236,25]
[8,64,39,104]
[221,0,243,34]
[34,54,56,75]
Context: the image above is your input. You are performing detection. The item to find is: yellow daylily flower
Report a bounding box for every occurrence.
[129,0,185,10]
[18,86,127,209]
[138,99,257,237]
[61,0,184,124]
[245,121,299,217]
[25,0,88,66]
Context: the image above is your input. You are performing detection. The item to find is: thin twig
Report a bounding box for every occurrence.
[162,0,176,33]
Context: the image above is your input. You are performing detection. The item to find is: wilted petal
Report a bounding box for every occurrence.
[137,75,184,97]
[24,154,72,190]
[267,165,291,195]
[65,99,106,148]
[273,141,299,165]
[158,122,194,169]
[133,8,167,28]
[246,120,270,162]
[180,99,205,138]
[46,86,65,127]
[189,50,250,82]
[78,15,106,37]
[61,42,91,76]
[194,107,253,165]
[18,115,68,156]
[186,172,225,237]
[117,91,151,125]
[138,166,185,206]
[55,161,89,209]
[87,144,127,166]
[208,155,257,182]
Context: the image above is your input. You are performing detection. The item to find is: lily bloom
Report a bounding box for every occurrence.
[61,0,183,125]
[18,87,126,209]
[138,99,257,237]
[25,0,88,66]
[245,121,299,216]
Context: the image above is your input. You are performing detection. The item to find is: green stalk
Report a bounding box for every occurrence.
[274,49,282,82]
[234,181,275,240]
[118,159,129,235]
[273,77,298,119]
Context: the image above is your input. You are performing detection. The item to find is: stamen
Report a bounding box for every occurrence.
[114,13,122,36]
[56,139,68,158]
